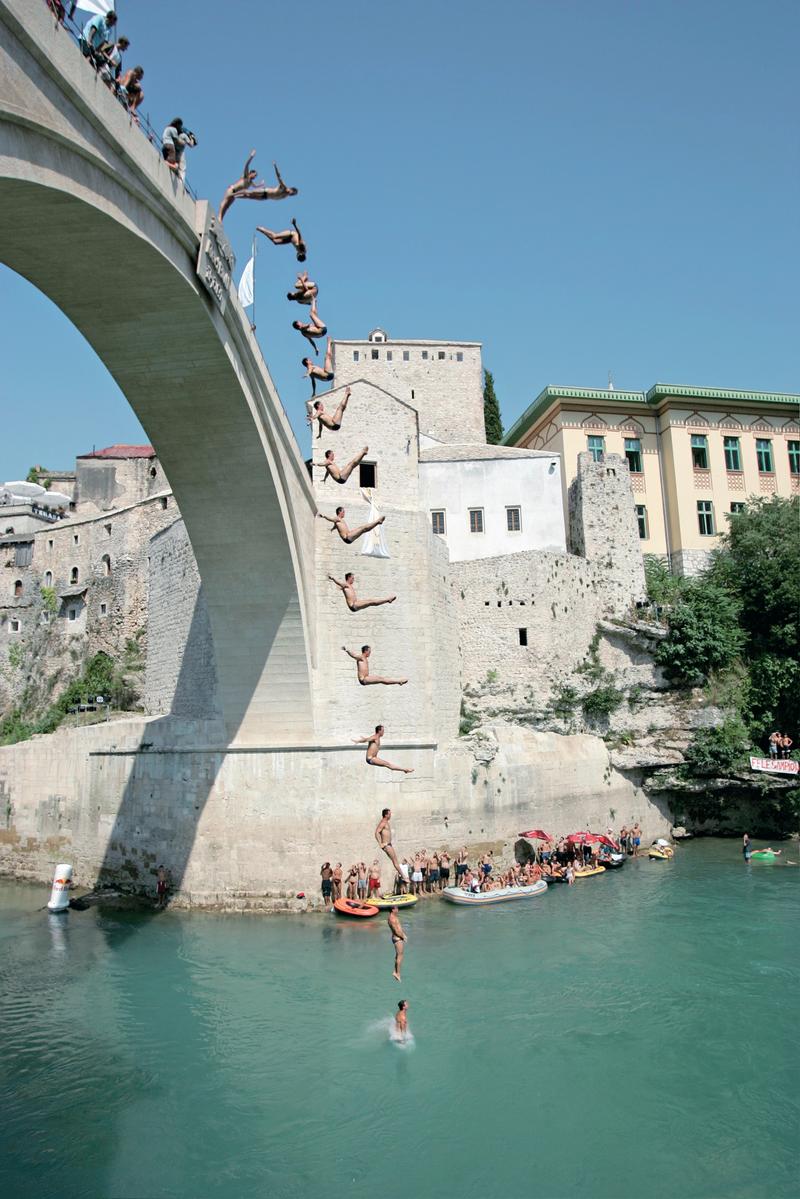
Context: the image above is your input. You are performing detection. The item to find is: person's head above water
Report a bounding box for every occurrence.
[398,1000,407,1011]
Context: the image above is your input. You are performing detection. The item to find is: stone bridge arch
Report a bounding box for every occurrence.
[0,0,316,744]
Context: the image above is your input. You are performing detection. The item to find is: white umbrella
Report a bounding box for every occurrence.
[3,480,46,498]
[37,491,73,508]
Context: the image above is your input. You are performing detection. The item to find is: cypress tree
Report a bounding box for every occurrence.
[483,369,503,444]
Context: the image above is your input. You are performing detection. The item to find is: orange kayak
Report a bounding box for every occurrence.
[333,898,379,918]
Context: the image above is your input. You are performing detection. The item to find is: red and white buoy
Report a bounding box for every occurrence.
[47,864,72,912]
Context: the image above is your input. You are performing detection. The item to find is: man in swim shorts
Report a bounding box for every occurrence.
[320,861,333,906]
[318,505,385,544]
[329,572,396,613]
[342,645,408,686]
[633,822,641,856]
[316,447,369,485]
[356,727,414,774]
[357,861,368,898]
[455,847,468,885]
[375,807,403,874]
[388,907,407,982]
[308,387,350,438]
[394,999,409,1042]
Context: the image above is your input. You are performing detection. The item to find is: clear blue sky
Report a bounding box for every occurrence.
[2,0,798,480]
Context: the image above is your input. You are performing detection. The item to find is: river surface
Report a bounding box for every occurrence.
[1,840,798,1199]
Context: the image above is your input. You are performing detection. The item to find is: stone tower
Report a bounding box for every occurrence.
[568,452,646,604]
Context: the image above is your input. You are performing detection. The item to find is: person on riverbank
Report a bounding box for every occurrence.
[156,864,170,908]
[388,907,407,981]
[357,862,368,899]
[780,733,793,759]
[368,861,381,898]
[332,863,343,901]
[439,850,451,888]
[318,505,386,545]
[397,859,410,894]
[411,852,424,895]
[768,731,781,759]
[329,572,396,613]
[632,823,642,856]
[320,862,333,907]
[455,847,468,886]
[342,645,408,687]
[427,852,440,893]
[345,864,358,899]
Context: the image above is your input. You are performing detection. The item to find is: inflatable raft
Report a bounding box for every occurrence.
[333,898,379,918]
[443,880,548,905]
[366,894,419,910]
[574,865,606,878]
[750,850,778,862]
[648,846,674,860]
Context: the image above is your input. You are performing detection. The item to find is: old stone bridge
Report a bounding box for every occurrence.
[0,0,316,745]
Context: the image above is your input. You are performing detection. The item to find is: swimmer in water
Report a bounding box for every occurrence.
[388,907,407,982]
[394,999,409,1042]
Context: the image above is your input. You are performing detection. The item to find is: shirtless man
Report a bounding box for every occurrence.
[355,726,413,775]
[329,572,396,613]
[303,338,335,397]
[257,218,307,262]
[308,388,350,437]
[388,907,407,982]
[343,645,407,686]
[219,157,298,220]
[356,861,368,899]
[332,862,343,901]
[316,447,369,485]
[287,271,317,305]
[317,505,384,544]
[375,807,403,874]
[320,861,334,907]
[293,299,327,355]
[394,999,409,1043]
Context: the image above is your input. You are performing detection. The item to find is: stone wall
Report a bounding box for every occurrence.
[0,715,672,906]
[145,519,221,721]
[331,341,485,446]
[568,451,646,605]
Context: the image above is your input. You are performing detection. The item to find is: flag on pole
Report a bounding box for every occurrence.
[238,256,255,309]
[360,490,390,559]
[72,0,114,15]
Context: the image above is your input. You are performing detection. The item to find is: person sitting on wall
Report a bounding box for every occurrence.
[342,645,408,687]
[316,447,369,485]
[317,504,384,544]
[308,388,350,438]
[328,572,396,613]
[257,218,307,262]
[293,299,328,356]
[302,338,335,398]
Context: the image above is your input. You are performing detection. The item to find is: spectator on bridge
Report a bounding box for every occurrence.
[162,118,197,179]
[98,36,129,90]
[117,65,144,119]
[45,0,66,24]
[79,9,117,65]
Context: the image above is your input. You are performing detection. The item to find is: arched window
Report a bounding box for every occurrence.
[70,566,79,584]
[44,571,53,587]
[13,579,22,598]
[101,555,111,577]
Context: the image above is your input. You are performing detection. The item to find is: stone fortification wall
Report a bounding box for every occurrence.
[74,454,166,515]
[1,491,177,714]
[332,341,485,446]
[145,520,221,720]
[0,716,671,906]
[310,378,459,744]
[568,451,646,603]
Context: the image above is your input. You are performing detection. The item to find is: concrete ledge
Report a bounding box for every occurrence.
[87,741,440,757]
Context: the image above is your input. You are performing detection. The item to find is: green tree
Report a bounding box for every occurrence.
[483,369,503,444]
[682,717,751,777]
[655,580,744,687]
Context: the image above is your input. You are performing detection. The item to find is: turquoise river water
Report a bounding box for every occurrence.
[1,840,798,1199]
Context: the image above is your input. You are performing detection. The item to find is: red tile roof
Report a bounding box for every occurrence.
[77,445,156,459]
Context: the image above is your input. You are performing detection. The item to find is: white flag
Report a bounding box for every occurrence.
[72,0,114,15]
[237,256,255,308]
[360,490,390,559]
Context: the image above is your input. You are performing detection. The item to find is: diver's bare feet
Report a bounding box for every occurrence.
[392,971,400,982]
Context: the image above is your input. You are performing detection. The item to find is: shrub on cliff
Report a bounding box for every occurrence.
[682,718,751,777]
[655,581,744,687]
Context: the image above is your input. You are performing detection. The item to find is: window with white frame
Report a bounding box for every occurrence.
[506,506,522,532]
[697,500,715,536]
[9,618,21,634]
[431,510,446,536]
[468,508,484,534]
